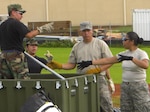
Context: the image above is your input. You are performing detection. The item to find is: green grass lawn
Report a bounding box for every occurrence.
[36,47,150,84]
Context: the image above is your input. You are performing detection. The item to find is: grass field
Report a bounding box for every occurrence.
[36,46,150,84]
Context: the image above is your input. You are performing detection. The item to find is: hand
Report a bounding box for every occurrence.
[47,61,62,69]
[108,79,115,94]
[44,50,53,62]
[77,61,92,70]
[37,22,54,33]
[86,67,101,74]
[118,54,133,62]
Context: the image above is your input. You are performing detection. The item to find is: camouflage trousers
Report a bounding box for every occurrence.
[0,50,30,79]
[98,75,114,112]
[121,81,150,112]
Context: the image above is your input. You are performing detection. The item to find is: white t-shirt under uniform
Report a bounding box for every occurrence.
[118,48,149,82]
[69,38,113,74]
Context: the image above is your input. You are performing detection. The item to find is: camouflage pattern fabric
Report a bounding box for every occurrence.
[121,81,150,112]
[98,75,114,112]
[0,51,30,79]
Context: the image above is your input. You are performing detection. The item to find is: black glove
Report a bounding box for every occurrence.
[77,61,92,70]
[118,54,133,62]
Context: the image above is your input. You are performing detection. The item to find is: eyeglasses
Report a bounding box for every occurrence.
[122,37,130,41]
[16,11,23,15]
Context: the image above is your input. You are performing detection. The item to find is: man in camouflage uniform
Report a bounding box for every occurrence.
[46,21,114,112]
[0,4,53,79]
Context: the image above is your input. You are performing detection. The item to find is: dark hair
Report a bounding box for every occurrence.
[127,31,143,46]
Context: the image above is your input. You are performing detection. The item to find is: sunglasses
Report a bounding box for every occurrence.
[17,11,23,15]
[122,37,130,41]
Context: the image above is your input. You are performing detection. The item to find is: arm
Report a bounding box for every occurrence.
[132,58,149,69]
[93,54,149,69]
[105,70,111,80]
[106,70,115,94]
[100,64,113,71]
[47,61,76,70]
[77,56,118,70]
[26,22,54,38]
[26,30,39,38]
[62,63,76,70]
[92,56,118,65]
[93,55,149,69]
[45,50,76,70]
[85,64,112,74]
[117,54,149,69]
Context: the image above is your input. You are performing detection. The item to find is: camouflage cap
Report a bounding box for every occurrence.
[26,38,38,45]
[80,21,93,31]
[7,4,26,14]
